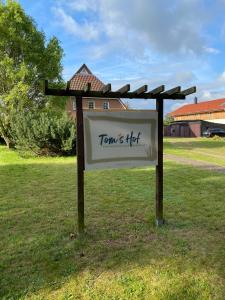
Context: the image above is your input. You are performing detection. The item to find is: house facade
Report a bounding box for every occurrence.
[66,64,127,119]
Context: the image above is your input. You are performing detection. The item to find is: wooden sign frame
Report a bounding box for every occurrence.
[45,80,196,235]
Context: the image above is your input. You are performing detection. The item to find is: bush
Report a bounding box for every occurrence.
[212,135,225,141]
[11,111,76,156]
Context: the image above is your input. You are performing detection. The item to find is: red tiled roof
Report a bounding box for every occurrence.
[170,98,225,117]
[69,64,104,91]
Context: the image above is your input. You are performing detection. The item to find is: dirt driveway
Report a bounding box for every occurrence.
[164,153,225,174]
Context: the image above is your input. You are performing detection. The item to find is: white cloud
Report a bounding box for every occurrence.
[68,0,98,12]
[204,47,220,54]
[193,70,225,103]
[51,0,225,113]
[52,7,99,40]
[53,0,212,57]
[219,70,225,82]
[174,71,196,84]
[201,90,212,99]
[97,0,208,55]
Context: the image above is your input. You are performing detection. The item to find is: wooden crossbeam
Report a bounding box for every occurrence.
[180,86,196,96]
[162,86,181,95]
[45,88,185,99]
[117,84,130,94]
[148,85,165,95]
[45,81,193,99]
[84,82,91,92]
[102,83,111,94]
[133,85,148,95]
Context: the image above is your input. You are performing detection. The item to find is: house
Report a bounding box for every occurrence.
[66,64,127,119]
[165,98,225,137]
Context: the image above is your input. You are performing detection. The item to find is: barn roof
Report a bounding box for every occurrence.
[69,64,104,91]
[170,98,225,117]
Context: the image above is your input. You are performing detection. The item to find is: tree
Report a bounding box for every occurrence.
[0,0,64,147]
[164,115,174,126]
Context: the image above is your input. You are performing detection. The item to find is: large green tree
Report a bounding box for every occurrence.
[0,0,64,147]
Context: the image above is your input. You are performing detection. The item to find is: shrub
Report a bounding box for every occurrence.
[212,135,225,141]
[11,111,76,156]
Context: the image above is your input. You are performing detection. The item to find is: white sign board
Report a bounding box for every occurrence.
[84,110,158,170]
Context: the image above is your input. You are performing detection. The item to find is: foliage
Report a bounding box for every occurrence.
[212,135,225,141]
[0,0,64,147]
[0,143,225,299]
[164,114,174,125]
[10,110,76,156]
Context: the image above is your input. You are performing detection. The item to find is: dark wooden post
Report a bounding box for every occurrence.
[75,96,85,235]
[156,98,164,226]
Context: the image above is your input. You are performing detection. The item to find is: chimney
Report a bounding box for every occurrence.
[194,96,198,104]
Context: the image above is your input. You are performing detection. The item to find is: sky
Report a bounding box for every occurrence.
[18,0,225,113]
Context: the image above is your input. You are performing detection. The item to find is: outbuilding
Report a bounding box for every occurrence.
[164,120,225,137]
[165,97,225,137]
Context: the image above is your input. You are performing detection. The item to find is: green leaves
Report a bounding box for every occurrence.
[0,57,29,106]
[164,115,174,126]
[0,0,64,146]
[11,111,76,156]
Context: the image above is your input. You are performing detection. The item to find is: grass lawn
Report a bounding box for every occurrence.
[0,144,225,299]
[165,137,225,166]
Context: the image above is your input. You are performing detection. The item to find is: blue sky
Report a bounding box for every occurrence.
[19,0,225,113]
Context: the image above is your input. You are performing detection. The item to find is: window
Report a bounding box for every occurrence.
[88,101,95,109]
[103,101,109,110]
[72,99,76,111]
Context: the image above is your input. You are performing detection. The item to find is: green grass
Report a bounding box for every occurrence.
[165,137,225,166]
[0,144,225,299]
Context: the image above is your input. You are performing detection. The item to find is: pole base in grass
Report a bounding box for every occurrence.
[156,219,165,226]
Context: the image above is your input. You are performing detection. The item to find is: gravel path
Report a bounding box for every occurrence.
[164,153,225,174]
[189,150,225,160]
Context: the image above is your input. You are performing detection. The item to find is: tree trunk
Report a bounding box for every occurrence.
[0,117,13,148]
[2,135,13,149]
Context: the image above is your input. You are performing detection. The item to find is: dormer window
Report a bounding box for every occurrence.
[88,101,95,109]
[103,101,109,109]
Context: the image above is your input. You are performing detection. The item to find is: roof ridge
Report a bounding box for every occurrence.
[76,63,93,75]
[69,64,105,86]
[187,97,225,106]
[69,65,105,91]
[69,64,92,82]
